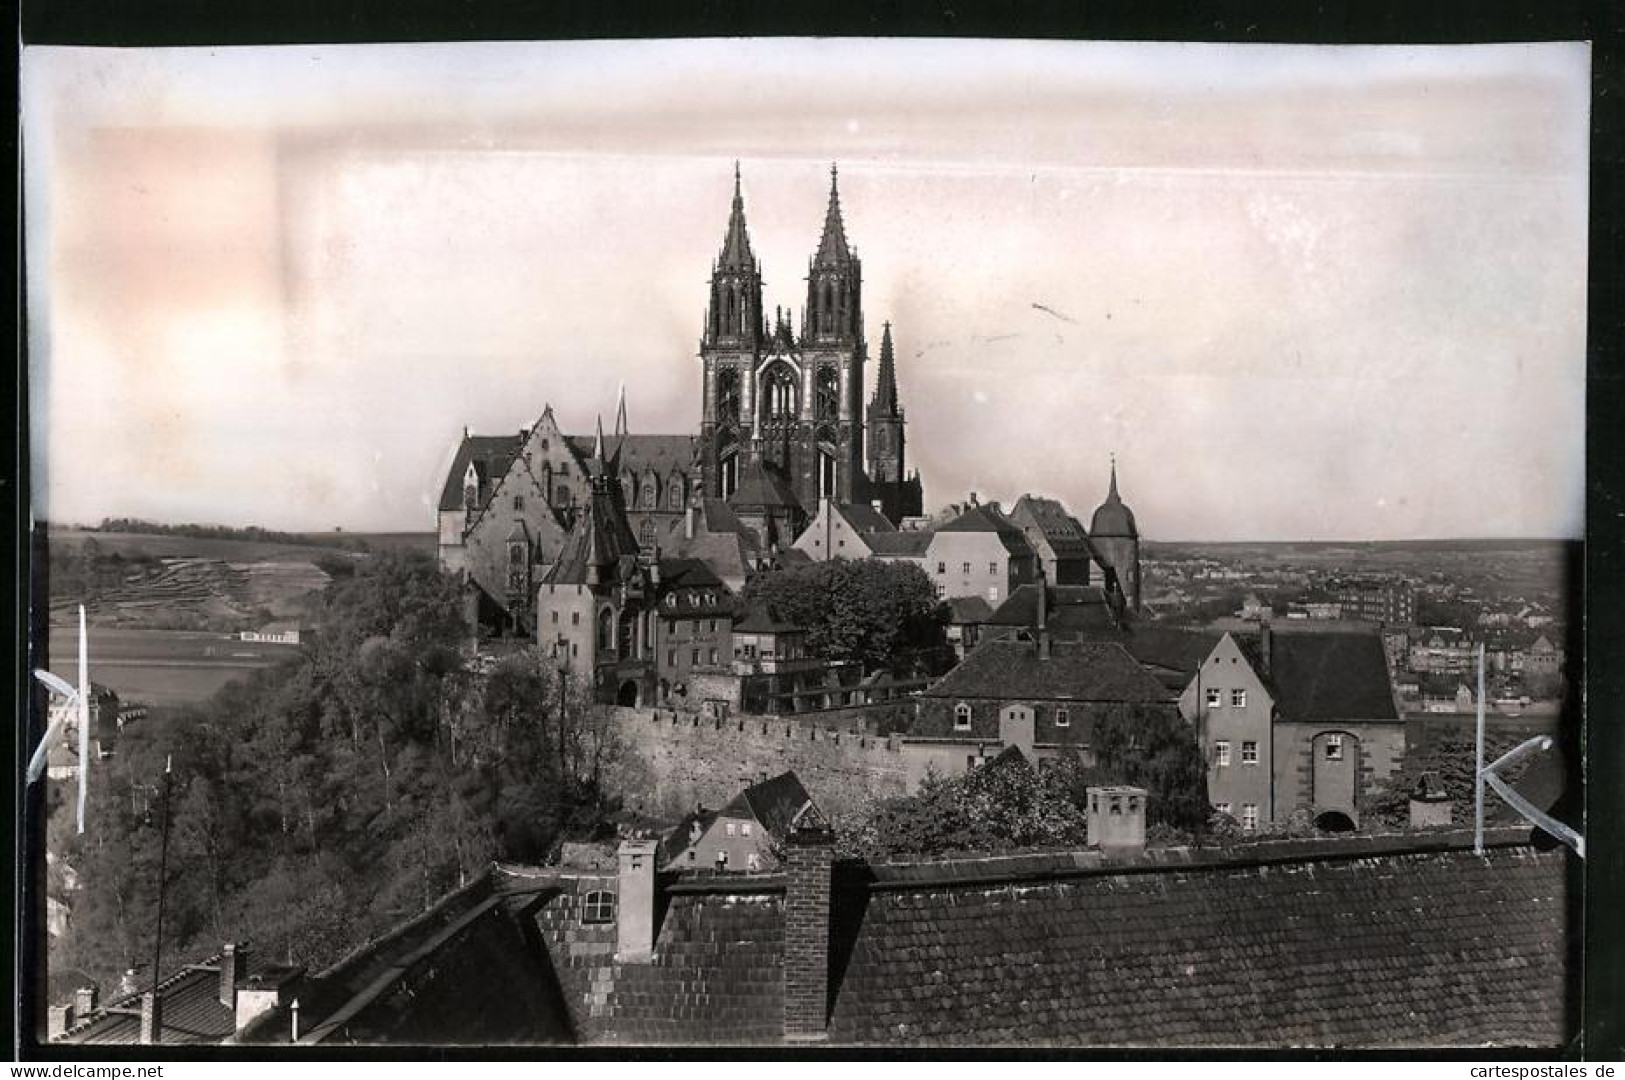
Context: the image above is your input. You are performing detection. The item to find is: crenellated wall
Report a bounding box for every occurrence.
[610,707,909,822]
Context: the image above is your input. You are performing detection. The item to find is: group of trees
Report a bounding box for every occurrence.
[843,703,1211,859]
[93,518,374,552]
[52,552,617,992]
[741,559,950,676]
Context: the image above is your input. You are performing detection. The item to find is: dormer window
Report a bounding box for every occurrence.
[581,890,615,925]
[1055,707,1070,728]
[953,703,971,730]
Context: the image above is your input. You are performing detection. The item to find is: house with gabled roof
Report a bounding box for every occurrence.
[661,771,818,873]
[791,498,896,562]
[920,499,1038,607]
[1180,623,1405,830]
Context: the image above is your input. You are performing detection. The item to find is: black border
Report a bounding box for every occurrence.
[12,0,1624,1062]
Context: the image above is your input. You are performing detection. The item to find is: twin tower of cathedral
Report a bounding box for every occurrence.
[699,164,923,526]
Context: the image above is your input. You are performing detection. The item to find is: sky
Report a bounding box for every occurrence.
[22,39,1589,541]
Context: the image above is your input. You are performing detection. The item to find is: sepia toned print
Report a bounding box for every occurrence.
[23,39,1585,1049]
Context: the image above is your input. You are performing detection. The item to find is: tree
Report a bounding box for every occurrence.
[1089,702,1210,831]
[742,558,947,674]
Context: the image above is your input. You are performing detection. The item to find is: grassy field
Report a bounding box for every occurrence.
[40,626,292,707]
[47,529,362,561]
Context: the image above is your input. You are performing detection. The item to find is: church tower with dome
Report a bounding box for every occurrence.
[1089,457,1142,613]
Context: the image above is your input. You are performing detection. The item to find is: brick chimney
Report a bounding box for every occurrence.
[782,822,835,1041]
[1087,785,1148,857]
[74,985,99,1017]
[219,943,245,1008]
[47,1004,73,1040]
[615,838,659,963]
[139,991,162,1045]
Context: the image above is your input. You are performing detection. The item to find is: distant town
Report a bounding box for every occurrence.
[35,165,1576,1050]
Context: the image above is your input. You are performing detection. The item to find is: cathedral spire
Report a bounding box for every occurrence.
[814,162,851,266]
[718,161,755,270]
[874,322,899,412]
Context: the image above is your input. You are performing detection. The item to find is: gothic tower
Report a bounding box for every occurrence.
[698,164,765,503]
[698,164,866,516]
[865,322,923,522]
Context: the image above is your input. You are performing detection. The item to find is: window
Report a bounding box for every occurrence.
[954,703,972,730]
[1205,688,1222,709]
[687,850,696,864]
[936,584,946,598]
[1231,689,1247,708]
[741,822,752,837]
[725,822,737,837]
[962,561,972,575]
[716,851,729,868]
[1055,707,1070,728]
[967,755,979,770]
[747,853,760,872]
[1215,740,1231,767]
[1215,802,1232,817]
[571,612,580,626]
[1325,734,1344,760]
[709,648,718,665]
[581,890,616,924]
[551,611,559,624]
[692,648,701,665]
[987,587,999,603]
[667,649,677,667]
[1241,741,1259,765]
[838,539,846,548]
[937,561,946,575]
[513,495,524,510]
[1242,804,1259,830]
[990,562,998,576]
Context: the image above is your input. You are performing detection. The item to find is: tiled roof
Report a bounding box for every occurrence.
[937,506,1035,559]
[55,946,271,1045]
[827,835,1568,1046]
[729,458,802,510]
[542,480,641,586]
[836,503,896,534]
[920,640,1174,703]
[734,604,801,634]
[862,531,933,557]
[726,771,815,840]
[1237,629,1400,722]
[987,584,1123,633]
[565,434,699,482]
[436,435,524,512]
[1009,495,1096,556]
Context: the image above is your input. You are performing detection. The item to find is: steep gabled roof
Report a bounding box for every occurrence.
[921,640,1173,703]
[565,435,699,484]
[1258,630,1400,722]
[723,771,816,840]
[437,435,524,512]
[937,505,1035,559]
[542,480,640,586]
[728,458,802,510]
[836,503,896,534]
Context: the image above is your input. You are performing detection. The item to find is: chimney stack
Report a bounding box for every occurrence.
[782,819,835,1041]
[74,985,99,1017]
[615,839,659,963]
[47,1004,73,1040]
[139,992,162,1045]
[1409,772,1452,829]
[685,503,696,540]
[1036,568,1051,661]
[1086,785,1148,857]
[219,943,245,1008]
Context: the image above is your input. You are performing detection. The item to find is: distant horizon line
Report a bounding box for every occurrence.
[38,517,1580,548]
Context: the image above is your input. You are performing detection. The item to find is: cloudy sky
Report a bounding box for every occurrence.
[23,39,1588,540]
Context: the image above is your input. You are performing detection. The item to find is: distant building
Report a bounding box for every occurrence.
[905,635,1177,788]
[651,559,734,706]
[1086,461,1142,612]
[791,500,895,562]
[1335,579,1415,627]
[240,621,300,645]
[922,500,1039,606]
[660,771,819,873]
[1006,494,1097,586]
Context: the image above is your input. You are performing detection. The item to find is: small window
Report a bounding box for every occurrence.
[987,587,998,603]
[716,851,729,868]
[967,755,979,770]
[937,561,946,575]
[1215,801,1232,817]
[1231,689,1247,708]
[954,703,972,730]
[692,648,701,665]
[709,648,718,665]
[962,562,972,575]
[551,611,559,624]
[513,495,524,510]
[741,822,752,837]
[936,584,946,598]
[1215,740,1231,767]
[747,853,760,872]
[989,562,998,576]
[572,612,581,626]
[1205,688,1222,709]
[838,539,846,548]
[1110,796,1123,815]
[581,890,615,924]
[667,649,676,666]
[1242,804,1259,830]
[1242,741,1259,765]
[687,850,696,863]
[725,822,737,837]
[1325,734,1344,760]
[1055,707,1070,728]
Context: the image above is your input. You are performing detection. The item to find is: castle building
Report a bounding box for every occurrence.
[438,165,924,631]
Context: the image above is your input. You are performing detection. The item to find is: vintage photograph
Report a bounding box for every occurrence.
[20,38,1587,1049]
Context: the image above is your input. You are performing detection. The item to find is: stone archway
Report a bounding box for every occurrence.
[1314,810,1356,833]
[1311,730,1361,825]
[617,680,640,708]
